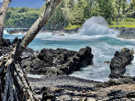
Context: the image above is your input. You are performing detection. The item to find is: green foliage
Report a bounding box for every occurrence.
[5,8,40,28]
[95,0,114,23]
[110,18,135,28]
[110,25,135,28]
[61,0,92,26]
[45,2,68,30]
[4,0,135,30]
[64,24,81,30]
[46,0,91,30]
[113,0,128,19]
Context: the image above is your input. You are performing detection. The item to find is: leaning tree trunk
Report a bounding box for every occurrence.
[0,0,11,43]
[20,0,61,49]
[0,0,61,101]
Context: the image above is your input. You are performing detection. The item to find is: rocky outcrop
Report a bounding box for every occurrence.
[117,28,135,39]
[0,38,93,75]
[22,47,93,75]
[109,48,134,78]
[0,38,12,57]
[1,39,135,100]
[0,38,11,47]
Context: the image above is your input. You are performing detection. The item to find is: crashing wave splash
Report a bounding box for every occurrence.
[79,16,119,36]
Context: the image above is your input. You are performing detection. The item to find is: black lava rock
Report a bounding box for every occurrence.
[109,48,134,78]
[22,47,93,75]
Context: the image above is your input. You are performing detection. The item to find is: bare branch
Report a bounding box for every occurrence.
[20,0,61,49]
[0,0,11,39]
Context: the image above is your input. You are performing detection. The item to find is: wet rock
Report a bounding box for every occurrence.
[118,28,135,39]
[0,38,11,47]
[21,48,35,59]
[109,48,134,78]
[41,91,55,101]
[78,46,93,66]
[23,47,93,75]
[126,92,135,98]
[0,38,93,75]
[38,48,77,66]
[12,37,22,45]
[0,38,22,57]
[58,95,72,101]
[29,75,135,101]
[107,90,127,99]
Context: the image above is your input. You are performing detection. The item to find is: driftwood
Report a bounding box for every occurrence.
[0,0,61,101]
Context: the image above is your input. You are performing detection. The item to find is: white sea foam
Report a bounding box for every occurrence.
[79,16,119,36]
[114,35,135,43]
[70,65,110,82]
[34,16,119,41]
[132,54,135,64]
[27,74,44,78]
[35,32,119,41]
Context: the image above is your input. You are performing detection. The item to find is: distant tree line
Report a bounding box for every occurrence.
[4,0,135,30]
[5,8,40,28]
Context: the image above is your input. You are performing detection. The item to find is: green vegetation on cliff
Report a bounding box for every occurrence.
[5,0,135,30]
[5,8,40,28]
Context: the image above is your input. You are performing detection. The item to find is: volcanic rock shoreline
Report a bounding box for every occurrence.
[1,38,135,101]
[21,46,93,75]
[27,47,134,101]
[116,27,135,39]
[109,48,134,78]
[0,38,94,75]
[29,75,135,101]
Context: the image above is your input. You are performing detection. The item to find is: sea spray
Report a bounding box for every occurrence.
[14,16,119,41]
[79,16,118,36]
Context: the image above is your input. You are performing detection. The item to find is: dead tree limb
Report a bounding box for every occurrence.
[21,0,61,49]
[0,0,11,41]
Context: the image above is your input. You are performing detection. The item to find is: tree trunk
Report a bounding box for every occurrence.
[0,0,11,42]
[4,0,61,68]
[20,0,61,49]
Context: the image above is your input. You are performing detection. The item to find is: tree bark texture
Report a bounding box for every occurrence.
[0,0,11,40]
[21,0,61,49]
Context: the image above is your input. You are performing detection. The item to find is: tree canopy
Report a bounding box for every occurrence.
[4,0,135,30]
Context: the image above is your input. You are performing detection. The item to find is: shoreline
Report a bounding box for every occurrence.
[6,27,135,40]
[5,27,79,35]
[112,27,135,39]
[1,38,135,100]
[29,75,135,100]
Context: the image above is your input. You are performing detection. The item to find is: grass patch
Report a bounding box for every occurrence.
[110,18,135,28]
[109,25,135,28]
[64,25,81,30]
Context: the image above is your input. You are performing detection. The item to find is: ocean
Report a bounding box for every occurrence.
[3,16,135,82]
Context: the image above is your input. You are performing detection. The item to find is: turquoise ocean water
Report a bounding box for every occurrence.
[4,17,135,81]
[4,30,135,82]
